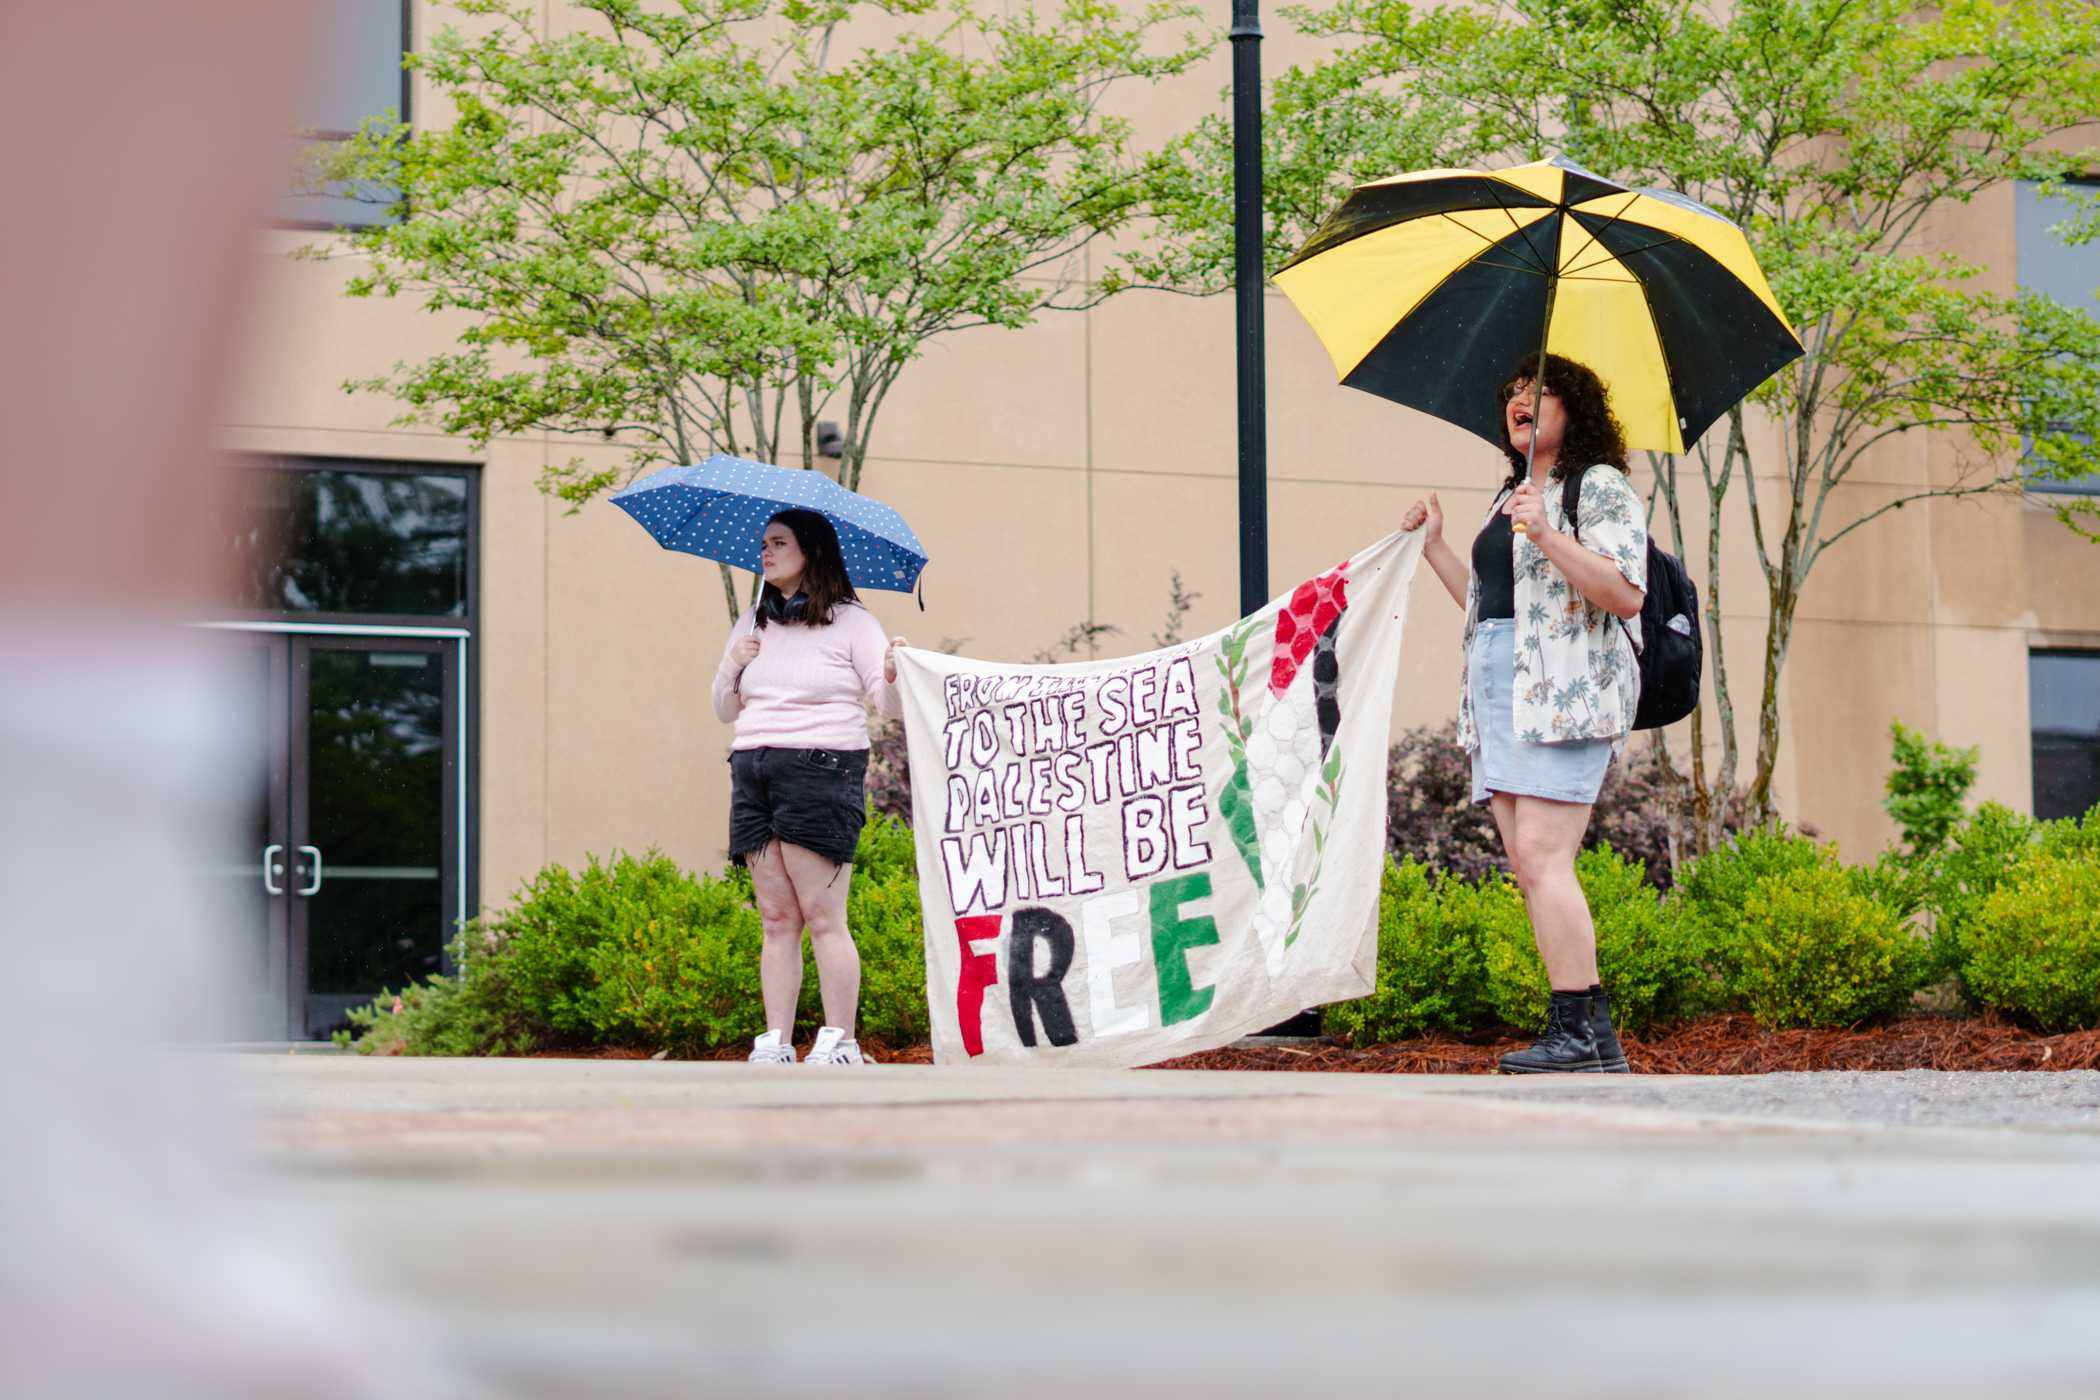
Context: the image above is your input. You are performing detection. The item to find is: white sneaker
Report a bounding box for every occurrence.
[804,1026,873,1065]
[747,1029,796,1064]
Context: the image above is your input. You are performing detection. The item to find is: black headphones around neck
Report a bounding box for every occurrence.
[759,588,810,625]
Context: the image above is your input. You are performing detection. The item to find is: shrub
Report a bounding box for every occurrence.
[838,866,932,1047]
[852,806,919,885]
[1385,725,1509,884]
[1578,845,1708,1031]
[339,966,492,1056]
[1670,823,1834,913]
[1847,848,1936,924]
[1474,845,1693,1033]
[1921,803,2100,983]
[1882,719,1979,858]
[1584,745,1756,893]
[1461,872,1544,1031]
[1667,824,1834,991]
[866,721,913,823]
[341,820,938,1057]
[785,816,932,1047]
[1384,723,1754,890]
[575,874,766,1055]
[337,977,450,1056]
[336,928,543,1056]
[1729,866,1928,1029]
[488,850,714,1044]
[554,831,930,1052]
[1929,802,2037,951]
[1324,858,1492,1045]
[2038,803,2100,862]
[1959,851,2100,1031]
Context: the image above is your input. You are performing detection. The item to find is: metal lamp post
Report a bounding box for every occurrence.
[1233,0,1318,1040]
[1231,0,1268,616]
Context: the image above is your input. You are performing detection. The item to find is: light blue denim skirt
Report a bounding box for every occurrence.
[1467,619,1614,806]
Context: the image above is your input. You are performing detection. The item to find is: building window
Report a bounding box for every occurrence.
[231,461,472,619]
[278,0,410,230]
[2015,179,2100,495]
[2031,650,2100,821]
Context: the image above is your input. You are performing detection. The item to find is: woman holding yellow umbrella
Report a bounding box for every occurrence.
[1399,352,1646,1072]
[1277,155,1802,1072]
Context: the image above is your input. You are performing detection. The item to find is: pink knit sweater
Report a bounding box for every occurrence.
[711,602,901,751]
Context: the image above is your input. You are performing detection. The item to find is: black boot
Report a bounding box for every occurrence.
[1584,986,1631,1074]
[1498,989,1620,1074]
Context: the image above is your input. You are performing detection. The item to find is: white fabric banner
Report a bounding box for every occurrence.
[893,531,1423,1066]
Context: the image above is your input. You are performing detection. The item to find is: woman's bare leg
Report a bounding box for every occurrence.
[747,842,806,1039]
[782,843,858,1035]
[1490,790,1559,953]
[1487,792,1523,888]
[1506,795,1599,990]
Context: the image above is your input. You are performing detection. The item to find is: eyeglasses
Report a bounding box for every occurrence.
[1501,383,1561,403]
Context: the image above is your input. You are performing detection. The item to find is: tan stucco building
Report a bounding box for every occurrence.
[217,2,2099,1036]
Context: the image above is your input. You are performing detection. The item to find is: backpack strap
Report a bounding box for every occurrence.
[1560,464,1588,542]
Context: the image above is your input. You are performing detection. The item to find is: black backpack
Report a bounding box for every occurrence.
[1562,467,1702,731]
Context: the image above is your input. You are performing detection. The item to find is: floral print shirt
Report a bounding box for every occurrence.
[1456,464,1648,751]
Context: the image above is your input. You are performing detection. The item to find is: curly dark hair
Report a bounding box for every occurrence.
[1497,352,1629,488]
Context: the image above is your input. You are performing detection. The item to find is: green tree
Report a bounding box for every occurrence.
[1134,0,2100,847]
[310,0,1202,618]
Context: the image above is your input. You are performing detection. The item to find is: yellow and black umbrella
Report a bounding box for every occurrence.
[1275,154,1802,455]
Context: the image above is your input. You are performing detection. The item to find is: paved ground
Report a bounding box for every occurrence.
[206,1056,2100,1398]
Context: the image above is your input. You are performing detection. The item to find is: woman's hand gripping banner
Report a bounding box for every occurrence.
[892,531,1424,1066]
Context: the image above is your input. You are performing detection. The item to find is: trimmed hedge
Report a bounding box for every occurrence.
[1332,845,1731,1042]
[342,806,2100,1057]
[342,819,931,1057]
[1959,852,2100,1032]
[1323,858,1492,1046]
[1729,866,1928,1029]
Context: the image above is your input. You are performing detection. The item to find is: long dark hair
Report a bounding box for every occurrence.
[1497,352,1630,488]
[756,507,859,628]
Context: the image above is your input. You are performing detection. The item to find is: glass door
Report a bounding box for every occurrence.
[290,637,458,1038]
[204,630,295,1040]
[210,456,476,1037]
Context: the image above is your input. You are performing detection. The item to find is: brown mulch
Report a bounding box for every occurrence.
[1151,1014,2100,1075]
[523,1014,2100,1072]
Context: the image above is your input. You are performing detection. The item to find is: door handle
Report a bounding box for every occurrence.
[297,845,323,897]
[262,844,285,896]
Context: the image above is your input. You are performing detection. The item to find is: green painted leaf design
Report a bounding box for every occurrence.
[1217,756,1263,892]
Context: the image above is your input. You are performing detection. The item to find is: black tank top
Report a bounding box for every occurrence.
[1472,498,1516,620]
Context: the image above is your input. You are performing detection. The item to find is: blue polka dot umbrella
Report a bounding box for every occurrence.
[609,454,929,597]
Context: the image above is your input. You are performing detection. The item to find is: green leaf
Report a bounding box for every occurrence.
[1134,0,2100,839]
[315,0,1210,621]
[1220,759,1263,892]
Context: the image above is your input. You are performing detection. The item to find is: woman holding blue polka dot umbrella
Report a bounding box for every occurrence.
[611,453,930,605]
[612,457,927,1065]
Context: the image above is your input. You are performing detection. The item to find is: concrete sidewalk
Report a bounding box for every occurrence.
[219,1057,2100,1398]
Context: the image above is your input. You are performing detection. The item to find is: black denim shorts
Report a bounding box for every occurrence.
[727,746,869,867]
